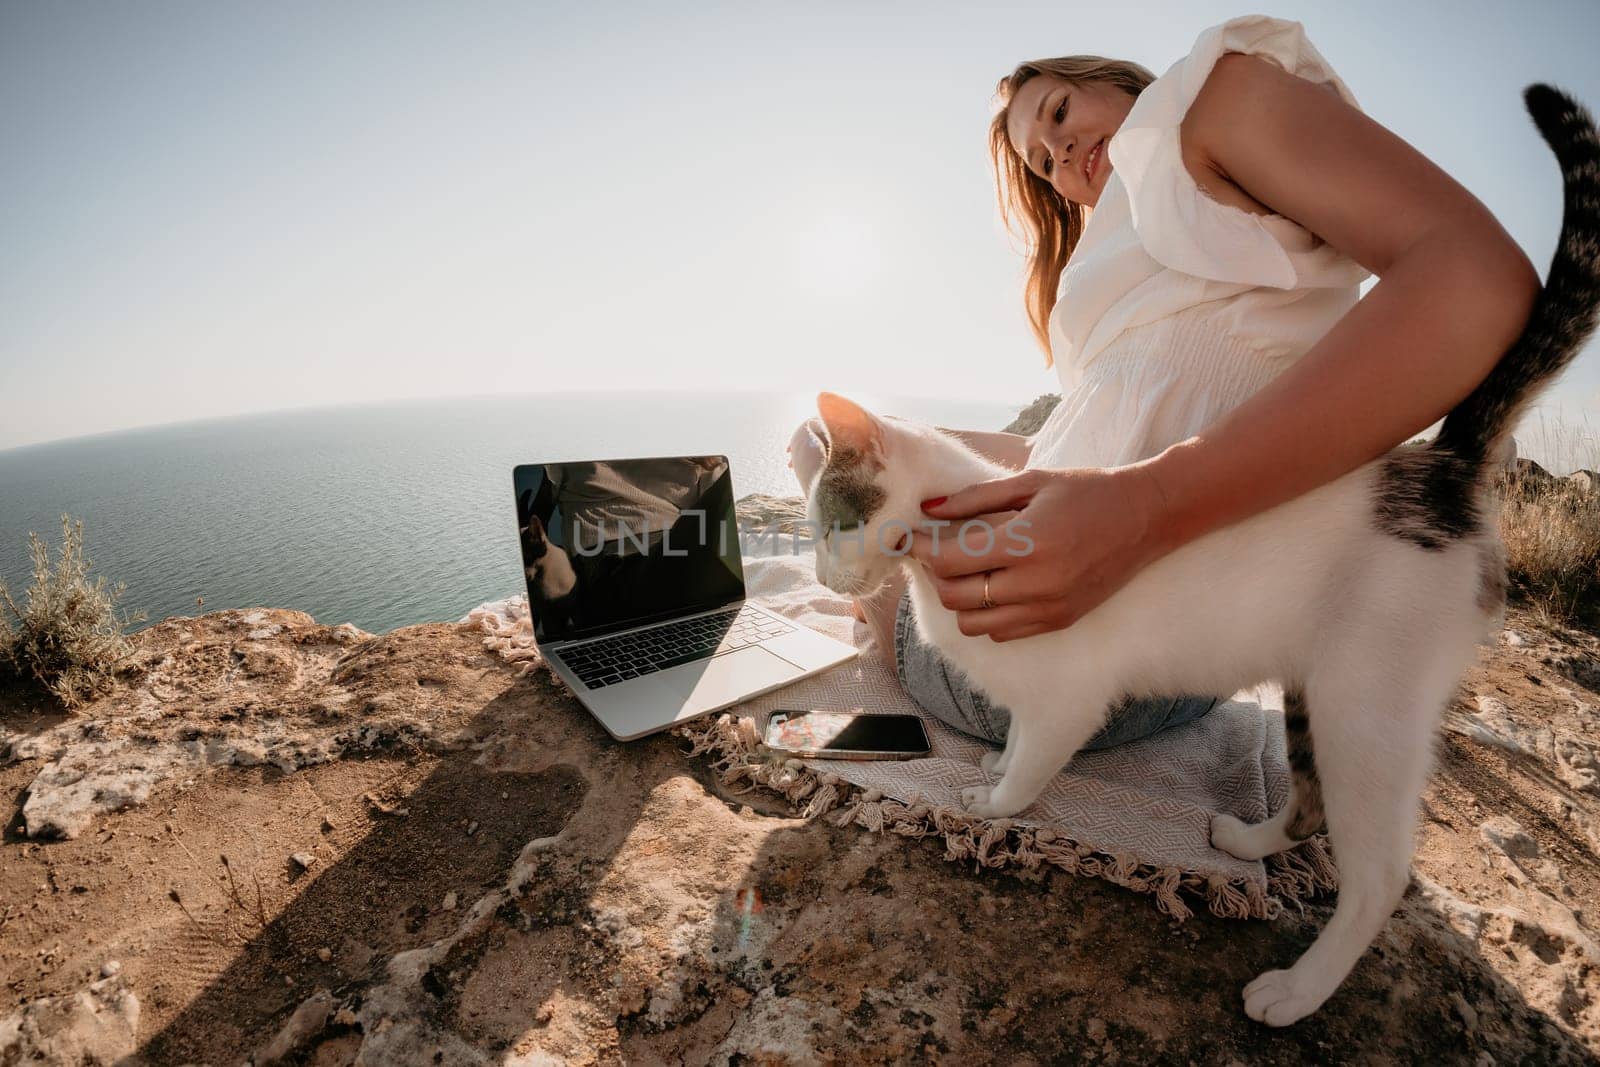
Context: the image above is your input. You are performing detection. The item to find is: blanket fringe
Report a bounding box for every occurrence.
[672,711,1339,922]
[1265,833,1340,908]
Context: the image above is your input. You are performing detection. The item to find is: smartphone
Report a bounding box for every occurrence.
[763,709,931,760]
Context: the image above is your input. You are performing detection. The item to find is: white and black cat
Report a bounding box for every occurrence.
[803,85,1600,1025]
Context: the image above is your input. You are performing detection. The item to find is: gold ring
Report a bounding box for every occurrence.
[981,570,996,610]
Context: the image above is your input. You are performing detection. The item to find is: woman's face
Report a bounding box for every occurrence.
[1005,75,1135,208]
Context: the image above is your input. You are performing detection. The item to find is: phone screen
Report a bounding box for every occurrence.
[765,710,930,756]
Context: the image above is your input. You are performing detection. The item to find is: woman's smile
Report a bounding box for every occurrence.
[1084,138,1104,182]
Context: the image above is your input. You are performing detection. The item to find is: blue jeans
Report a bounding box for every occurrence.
[893,589,1221,749]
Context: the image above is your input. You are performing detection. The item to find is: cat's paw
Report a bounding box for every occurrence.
[980,749,1007,775]
[1211,812,1291,861]
[960,784,995,813]
[960,783,1029,819]
[1209,813,1251,858]
[1243,967,1332,1027]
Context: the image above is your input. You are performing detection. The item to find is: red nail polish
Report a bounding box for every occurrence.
[921,496,947,510]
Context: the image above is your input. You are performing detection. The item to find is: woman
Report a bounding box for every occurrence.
[787,14,1538,749]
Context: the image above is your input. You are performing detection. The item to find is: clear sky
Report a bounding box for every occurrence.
[4,1,1598,466]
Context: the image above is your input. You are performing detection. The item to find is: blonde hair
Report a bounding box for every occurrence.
[989,56,1156,366]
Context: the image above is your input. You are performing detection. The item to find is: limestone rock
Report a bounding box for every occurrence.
[0,974,139,1065]
[0,608,483,838]
[254,988,333,1065]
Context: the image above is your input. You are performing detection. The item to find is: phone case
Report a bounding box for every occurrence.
[763,711,931,760]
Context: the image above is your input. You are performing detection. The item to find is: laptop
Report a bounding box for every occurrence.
[513,455,859,741]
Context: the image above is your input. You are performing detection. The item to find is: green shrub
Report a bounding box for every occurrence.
[0,514,148,710]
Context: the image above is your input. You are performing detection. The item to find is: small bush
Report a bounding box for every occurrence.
[1500,477,1600,626]
[1498,417,1600,628]
[0,514,148,710]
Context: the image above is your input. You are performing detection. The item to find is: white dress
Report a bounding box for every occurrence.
[1026,14,1372,472]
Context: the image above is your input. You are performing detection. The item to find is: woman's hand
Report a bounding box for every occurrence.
[903,465,1173,641]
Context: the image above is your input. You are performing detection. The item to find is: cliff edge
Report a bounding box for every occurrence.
[1,588,1597,1064]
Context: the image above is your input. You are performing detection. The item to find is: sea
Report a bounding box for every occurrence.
[0,390,1024,636]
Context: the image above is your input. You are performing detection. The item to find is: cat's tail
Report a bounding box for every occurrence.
[1432,84,1600,467]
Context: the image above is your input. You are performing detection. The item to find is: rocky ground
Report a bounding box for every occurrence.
[1,541,1598,1062]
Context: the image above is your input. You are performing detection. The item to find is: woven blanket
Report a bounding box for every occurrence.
[464,550,1338,920]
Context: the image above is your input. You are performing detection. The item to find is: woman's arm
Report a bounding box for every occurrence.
[1140,52,1540,553]
[1139,228,1536,553]
[936,427,1033,471]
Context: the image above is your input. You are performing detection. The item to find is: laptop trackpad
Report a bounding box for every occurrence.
[654,646,798,711]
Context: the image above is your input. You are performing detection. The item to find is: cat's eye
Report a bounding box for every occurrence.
[834,519,863,532]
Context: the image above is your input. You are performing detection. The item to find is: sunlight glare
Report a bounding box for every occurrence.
[783,211,885,299]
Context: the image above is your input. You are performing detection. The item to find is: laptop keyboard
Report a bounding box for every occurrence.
[556,606,795,689]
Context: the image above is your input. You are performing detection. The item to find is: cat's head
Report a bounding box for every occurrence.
[806,391,944,597]
[520,510,550,563]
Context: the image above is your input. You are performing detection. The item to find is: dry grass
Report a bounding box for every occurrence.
[0,513,148,710]
[1497,416,1600,628]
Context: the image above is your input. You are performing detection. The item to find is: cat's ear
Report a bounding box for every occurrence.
[816,391,886,461]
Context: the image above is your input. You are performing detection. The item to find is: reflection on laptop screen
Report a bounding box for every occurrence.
[513,456,746,644]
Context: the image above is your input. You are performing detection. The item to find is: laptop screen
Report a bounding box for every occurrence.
[512,456,747,644]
